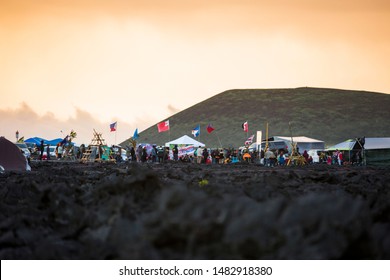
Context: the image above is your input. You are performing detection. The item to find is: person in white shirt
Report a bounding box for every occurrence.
[196,146,203,164]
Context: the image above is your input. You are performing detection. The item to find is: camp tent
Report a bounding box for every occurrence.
[0,137,30,171]
[325,139,356,151]
[326,138,390,165]
[272,136,325,152]
[165,135,205,147]
[165,135,205,159]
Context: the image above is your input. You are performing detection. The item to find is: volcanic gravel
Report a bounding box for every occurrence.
[1,161,390,259]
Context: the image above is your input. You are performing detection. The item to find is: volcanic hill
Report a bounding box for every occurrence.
[121,87,390,148]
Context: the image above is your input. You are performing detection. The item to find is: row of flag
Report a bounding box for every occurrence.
[109,120,254,144]
[190,124,215,137]
[155,120,249,134]
[156,121,217,136]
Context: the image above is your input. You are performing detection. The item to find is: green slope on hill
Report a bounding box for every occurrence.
[121,87,390,148]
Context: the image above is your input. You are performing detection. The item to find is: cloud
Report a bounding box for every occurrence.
[167,104,180,115]
[0,104,142,145]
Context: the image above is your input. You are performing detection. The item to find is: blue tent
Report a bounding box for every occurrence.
[25,137,63,146]
[25,137,46,145]
[46,138,63,146]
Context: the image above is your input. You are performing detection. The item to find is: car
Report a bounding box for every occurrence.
[15,142,31,159]
[42,146,57,158]
[25,142,37,152]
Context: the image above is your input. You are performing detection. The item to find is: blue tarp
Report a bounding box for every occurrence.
[25,137,45,145]
[46,138,63,146]
[25,137,63,146]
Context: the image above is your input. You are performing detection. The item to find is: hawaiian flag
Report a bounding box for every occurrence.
[192,125,200,137]
[157,120,170,132]
[110,122,117,132]
[242,121,248,132]
[206,124,215,133]
[245,134,255,146]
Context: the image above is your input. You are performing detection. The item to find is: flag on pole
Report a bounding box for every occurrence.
[133,128,139,139]
[70,130,77,139]
[157,120,170,132]
[206,124,215,133]
[60,135,69,145]
[245,134,255,146]
[192,125,200,137]
[242,121,248,132]
[110,122,117,132]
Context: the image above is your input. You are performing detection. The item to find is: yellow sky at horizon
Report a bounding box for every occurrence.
[1,0,390,144]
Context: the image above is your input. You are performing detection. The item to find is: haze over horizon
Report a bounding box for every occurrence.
[1,0,389,145]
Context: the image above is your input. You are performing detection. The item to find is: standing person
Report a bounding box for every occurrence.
[264,148,274,166]
[141,146,148,162]
[46,144,51,160]
[173,144,179,161]
[157,146,164,163]
[130,146,136,162]
[151,145,157,163]
[136,145,142,162]
[303,150,309,163]
[164,147,170,162]
[278,151,286,166]
[196,146,203,164]
[57,144,63,159]
[39,140,44,160]
[202,148,209,164]
[338,150,343,166]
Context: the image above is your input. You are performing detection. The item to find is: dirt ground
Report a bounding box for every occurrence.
[1,161,390,259]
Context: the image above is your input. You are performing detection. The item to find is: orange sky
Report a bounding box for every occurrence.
[1,0,389,145]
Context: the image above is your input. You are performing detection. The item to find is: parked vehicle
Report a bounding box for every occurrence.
[15,142,31,159]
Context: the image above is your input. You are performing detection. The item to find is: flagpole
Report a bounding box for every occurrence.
[115,122,117,145]
[215,130,223,148]
[247,120,249,139]
[199,124,201,143]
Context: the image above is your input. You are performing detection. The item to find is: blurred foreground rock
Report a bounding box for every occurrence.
[0,161,389,259]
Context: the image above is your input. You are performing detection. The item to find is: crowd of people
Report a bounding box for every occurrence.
[24,140,364,166]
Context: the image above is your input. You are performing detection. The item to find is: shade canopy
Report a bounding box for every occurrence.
[165,135,205,147]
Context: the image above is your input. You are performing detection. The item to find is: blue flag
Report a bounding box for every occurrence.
[133,128,139,140]
[191,125,200,138]
[60,135,69,145]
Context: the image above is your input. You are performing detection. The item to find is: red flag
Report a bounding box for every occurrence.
[157,120,170,132]
[242,121,248,132]
[206,124,215,134]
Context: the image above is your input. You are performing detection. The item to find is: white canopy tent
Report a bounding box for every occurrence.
[273,136,325,152]
[165,135,205,147]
